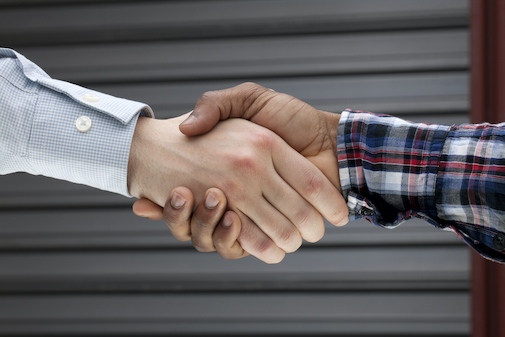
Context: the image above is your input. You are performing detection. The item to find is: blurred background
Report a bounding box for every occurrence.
[0,0,470,336]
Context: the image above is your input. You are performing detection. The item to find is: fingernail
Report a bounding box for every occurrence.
[180,114,196,126]
[205,192,219,209]
[222,214,232,228]
[170,192,186,209]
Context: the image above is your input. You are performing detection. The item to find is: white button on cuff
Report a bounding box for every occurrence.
[82,93,100,103]
[76,116,92,132]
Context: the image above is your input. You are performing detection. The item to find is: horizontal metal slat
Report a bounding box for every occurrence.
[1,0,469,46]
[0,244,469,292]
[0,292,469,335]
[92,72,469,117]
[0,0,125,5]
[15,29,468,83]
[0,211,462,250]
[0,174,127,209]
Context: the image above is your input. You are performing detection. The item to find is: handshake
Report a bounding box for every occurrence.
[127,82,349,264]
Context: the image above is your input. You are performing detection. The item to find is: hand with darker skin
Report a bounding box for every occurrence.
[132,83,348,261]
[135,186,249,260]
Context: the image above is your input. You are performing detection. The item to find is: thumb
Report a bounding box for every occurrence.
[179,82,271,136]
[179,106,221,137]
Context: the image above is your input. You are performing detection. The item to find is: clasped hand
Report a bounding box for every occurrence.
[128,83,348,263]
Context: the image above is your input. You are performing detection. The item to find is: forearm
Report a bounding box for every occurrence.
[0,48,153,196]
[337,109,505,262]
[438,122,505,260]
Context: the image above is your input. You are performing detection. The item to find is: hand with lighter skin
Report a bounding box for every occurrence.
[132,82,348,261]
[128,109,347,264]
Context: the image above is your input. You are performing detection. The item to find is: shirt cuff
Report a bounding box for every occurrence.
[337,109,449,228]
[26,81,153,197]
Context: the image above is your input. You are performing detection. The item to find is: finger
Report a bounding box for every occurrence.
[236,212,286,264]
[162,187,195,241]
[179,82,270,136]
[271,142,349,228]
[213,211,249,260]
[191,188,228,253]
[262,174,326,243]
[236,196,303,254]
[132,198,164,220]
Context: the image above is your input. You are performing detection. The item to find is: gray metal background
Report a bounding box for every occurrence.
[0,0,470,336]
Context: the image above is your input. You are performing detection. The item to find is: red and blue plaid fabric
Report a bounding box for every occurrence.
[338,110,505,263]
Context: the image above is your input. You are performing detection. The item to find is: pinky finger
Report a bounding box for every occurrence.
[213,211,249,260]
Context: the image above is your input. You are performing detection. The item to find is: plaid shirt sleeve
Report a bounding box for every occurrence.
[337,109,505,263]
[0,48,153,196]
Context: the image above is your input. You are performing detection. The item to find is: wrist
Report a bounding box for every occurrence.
[127,115,191,205]
[318,110,342,192]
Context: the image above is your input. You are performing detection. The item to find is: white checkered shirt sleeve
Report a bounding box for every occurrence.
[0,48,153,197]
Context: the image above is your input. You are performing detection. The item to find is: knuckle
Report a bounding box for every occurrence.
[220,180,247,204]
[244,235,285,264]
[192,212,213,230]
[162,210,191,241]
[191,237,215,253]
[225,131,275,173]
[250,129,275,149]
[213,237,226,251]
[163,209,186,231]
[237,82,275,119]
[196,90,219,106]
[213,232,230,251]
[294,207,325,243]
[277,227,302,253]
[302,172,325,199]
[228,150,260,173]
[253,237,278,256]
[220,179,239,195]
[220,248,245,261]
[294,207,314,230]
[172,230,191,242]
[239,81,262,90]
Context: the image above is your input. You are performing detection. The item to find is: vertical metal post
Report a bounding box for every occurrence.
[470,1,505,336]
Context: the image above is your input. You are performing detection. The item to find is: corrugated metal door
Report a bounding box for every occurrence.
[0,1,470,336]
